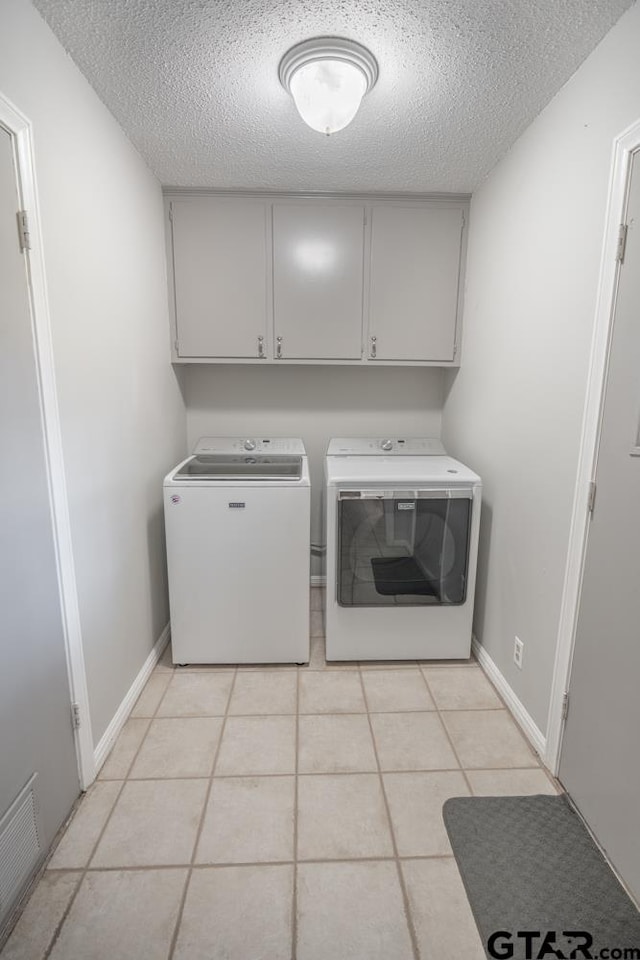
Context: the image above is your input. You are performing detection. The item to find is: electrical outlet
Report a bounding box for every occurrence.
[514,637,524,669]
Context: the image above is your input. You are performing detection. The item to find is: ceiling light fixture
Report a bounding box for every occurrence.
[279,37,378,136]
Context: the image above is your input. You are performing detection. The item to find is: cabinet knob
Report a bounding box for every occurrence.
[370,336,377,359]
[257,336,265,359]
[276,336,283,359]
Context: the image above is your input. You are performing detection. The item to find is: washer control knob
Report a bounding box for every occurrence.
[380,439,393,451]
[243,439,257,451]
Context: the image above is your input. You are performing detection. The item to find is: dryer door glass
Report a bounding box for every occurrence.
[337,491,472,606]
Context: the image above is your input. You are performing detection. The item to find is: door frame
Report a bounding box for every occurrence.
[546,117,640,775]
[0,91,95,788]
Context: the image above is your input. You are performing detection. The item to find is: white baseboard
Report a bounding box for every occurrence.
[93,623,171,774]
[310,575,327,587]
[472,636,547,761]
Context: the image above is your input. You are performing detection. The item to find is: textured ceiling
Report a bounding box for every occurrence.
[33,0,633,192]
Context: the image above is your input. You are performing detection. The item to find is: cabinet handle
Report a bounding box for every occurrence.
[276,336,283,359]
[370,336,377,359]
[257,336,265,359]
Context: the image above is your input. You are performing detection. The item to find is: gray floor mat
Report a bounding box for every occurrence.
[443,794,640,960]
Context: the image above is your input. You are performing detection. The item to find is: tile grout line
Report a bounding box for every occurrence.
[174,663,477,674]
[40,776,126,960]
[150,664,177,717]
[422,661,545,767]
[41,673,170,960]
[418,663,544,777]
[418,669,475,797]
[43,851,462,874]
[130,671,171,720]
[361,662,477,671]
[356,664,421,960]
[166,665,239,960]
[124,704,506,721]
[100,759,542,785]
[292,661,301,960]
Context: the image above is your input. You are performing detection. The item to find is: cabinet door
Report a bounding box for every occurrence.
[272,203,364,360]
[171,199,268,358]
[368,204,465,362]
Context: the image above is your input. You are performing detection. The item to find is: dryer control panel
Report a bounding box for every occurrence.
[194,437,306,455]
[327,438,446,456]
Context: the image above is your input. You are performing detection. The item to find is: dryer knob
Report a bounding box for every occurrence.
[380,439,393,451]
[243,439,257,451]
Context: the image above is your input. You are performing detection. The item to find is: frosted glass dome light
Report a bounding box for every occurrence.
[279,38,378,136]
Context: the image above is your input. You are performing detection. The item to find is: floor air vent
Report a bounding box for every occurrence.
[0,774,42,926]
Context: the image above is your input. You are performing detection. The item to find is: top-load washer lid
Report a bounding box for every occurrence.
[327,438,446,456]
[174,454,303,481]
[194,437,306,456]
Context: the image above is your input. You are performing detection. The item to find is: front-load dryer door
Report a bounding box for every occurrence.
[337,488,472,607]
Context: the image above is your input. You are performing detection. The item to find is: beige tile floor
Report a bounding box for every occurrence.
[2,589,560,960]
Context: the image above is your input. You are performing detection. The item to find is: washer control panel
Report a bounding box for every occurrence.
[327,438,446,456]
[193,437,306,455]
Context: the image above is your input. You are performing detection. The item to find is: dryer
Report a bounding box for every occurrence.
[324,438,481,661]
[164,437,310,665]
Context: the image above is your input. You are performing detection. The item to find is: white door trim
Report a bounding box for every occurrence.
[545,117,640,775]
[0,91,95,789]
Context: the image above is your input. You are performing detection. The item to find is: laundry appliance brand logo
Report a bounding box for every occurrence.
[487,930,640,959]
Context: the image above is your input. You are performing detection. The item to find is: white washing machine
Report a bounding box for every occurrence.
[325,438,481,661]
[164,437,310,664]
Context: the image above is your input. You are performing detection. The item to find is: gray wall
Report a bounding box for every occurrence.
[0,0,187,747]
[441,0,640,734]
[186,365,445,572]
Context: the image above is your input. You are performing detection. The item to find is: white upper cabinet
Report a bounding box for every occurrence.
[170,198,268,359]
[367,204,465,362]
[167,194,468,365]
[272,203,365,360]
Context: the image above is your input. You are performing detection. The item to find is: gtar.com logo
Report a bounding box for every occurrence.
[487,930,640,959]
